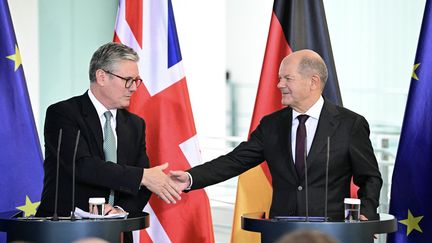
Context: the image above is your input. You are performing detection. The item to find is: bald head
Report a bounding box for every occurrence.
[280,49,328,90]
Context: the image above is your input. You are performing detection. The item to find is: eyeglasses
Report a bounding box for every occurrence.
[102,69,142,88]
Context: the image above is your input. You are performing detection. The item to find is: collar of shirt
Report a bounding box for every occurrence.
[88,89,118,134]
[291,96,324,160]
[292,96,324,122]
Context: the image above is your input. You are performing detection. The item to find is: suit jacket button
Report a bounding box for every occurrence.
[297,186,303,191]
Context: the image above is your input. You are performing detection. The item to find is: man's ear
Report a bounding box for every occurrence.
[310,74,321,91]
[95,69,106,86]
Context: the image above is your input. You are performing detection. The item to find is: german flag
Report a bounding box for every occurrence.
[231,1,342,242]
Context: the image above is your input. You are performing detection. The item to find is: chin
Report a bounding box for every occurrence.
[281,99,291,107]
[122,101,131,108]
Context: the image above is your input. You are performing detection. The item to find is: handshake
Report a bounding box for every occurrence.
[140,163,191,204]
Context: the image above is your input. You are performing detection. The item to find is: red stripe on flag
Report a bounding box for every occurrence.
[125,0,143,48]
[139,230,153,243]
[148,190,213,242]
[129,78,197,170]
[113,32,120,43]
[350,177,359,198]
[250,12,292,185]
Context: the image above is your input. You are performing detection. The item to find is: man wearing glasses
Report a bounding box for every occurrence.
[36,43,182,226]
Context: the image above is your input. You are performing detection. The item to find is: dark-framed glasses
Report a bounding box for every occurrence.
[102,69,142,88]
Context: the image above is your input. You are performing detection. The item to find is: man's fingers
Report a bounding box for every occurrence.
[359,214,369,221]
[169,170,182,177]
[158,193,171,204]
[142,163,186,204]
[165,184,182,200]
[158,189,177,204]
[157,162,169,171]
[170,171,188,181]
[168,178,184,194]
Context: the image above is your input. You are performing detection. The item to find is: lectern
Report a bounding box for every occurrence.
[0,210,149,243]
[242,212,397,243]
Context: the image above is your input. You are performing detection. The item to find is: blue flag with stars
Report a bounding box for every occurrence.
[0,0,44,241]
[388,1,432,242]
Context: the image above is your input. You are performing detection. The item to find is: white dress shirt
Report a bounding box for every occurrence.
[88,89,118,148]
[291,96,324,162]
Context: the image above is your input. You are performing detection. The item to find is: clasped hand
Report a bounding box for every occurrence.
[141,163,184,204]
[141,163,195,204]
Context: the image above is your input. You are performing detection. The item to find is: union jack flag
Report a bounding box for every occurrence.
[114,0,214,242]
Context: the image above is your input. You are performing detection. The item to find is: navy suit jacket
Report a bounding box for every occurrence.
[188,100,382,220]
[37,92,151,217]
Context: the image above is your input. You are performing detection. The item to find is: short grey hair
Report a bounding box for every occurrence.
[89,42,139,82]
[297,56,328,89]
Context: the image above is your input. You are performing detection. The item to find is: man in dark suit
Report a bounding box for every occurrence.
[36,42,181,220]
[170,49,382,220]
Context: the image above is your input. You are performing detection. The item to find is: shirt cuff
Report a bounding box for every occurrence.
[114,205,126,213]
[185,172,193,190]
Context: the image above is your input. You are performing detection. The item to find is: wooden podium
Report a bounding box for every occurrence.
[242,212,397,243]
[0,210,149,243]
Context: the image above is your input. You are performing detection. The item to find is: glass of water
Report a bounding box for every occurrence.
[344,198,361,222]
[89,197,105,216]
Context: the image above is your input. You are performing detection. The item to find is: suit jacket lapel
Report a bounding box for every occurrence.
[278,108,300,183]
[116,109,128,165]
[307,100,340,165]
[81,91,104,158]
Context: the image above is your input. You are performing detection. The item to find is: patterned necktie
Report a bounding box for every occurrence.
[103,111,117,205]
[295,115,309,178]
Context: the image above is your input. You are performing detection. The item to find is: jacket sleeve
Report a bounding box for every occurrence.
[188,119,267,189]
[350,115,383,220]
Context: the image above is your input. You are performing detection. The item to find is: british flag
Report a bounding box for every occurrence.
[114,0,214,242]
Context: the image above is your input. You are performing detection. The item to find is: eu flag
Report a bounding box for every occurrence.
[0,0,44,241]
[388,1,432,242]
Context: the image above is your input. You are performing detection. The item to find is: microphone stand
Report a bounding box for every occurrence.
[304,136,309,222]
[70,130,80,221]
[325,136,330,222]
[52,129,62,221]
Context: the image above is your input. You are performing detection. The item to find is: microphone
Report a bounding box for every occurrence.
[304,134,309,222]
[52,129,63,221]
[70,130,81,221]
[325,136,330,222]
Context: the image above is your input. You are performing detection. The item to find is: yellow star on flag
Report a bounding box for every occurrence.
[399,209,423,236]
[412,63,420,80]
[6,44,22,71]
[16,195,40,217]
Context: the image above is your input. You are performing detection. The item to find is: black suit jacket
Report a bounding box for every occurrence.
[37,92,151,217]
[188,100,382,220]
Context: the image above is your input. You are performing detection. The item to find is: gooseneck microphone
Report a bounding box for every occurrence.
[52,129,63,221]
[70,130,81,221]
[304,135,309,222]
[325,136,330,222]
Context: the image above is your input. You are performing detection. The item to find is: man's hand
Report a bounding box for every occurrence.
[169,170,191,191]
[359,214,368,221]
[104,204,125,215]
[141,163,182,204]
